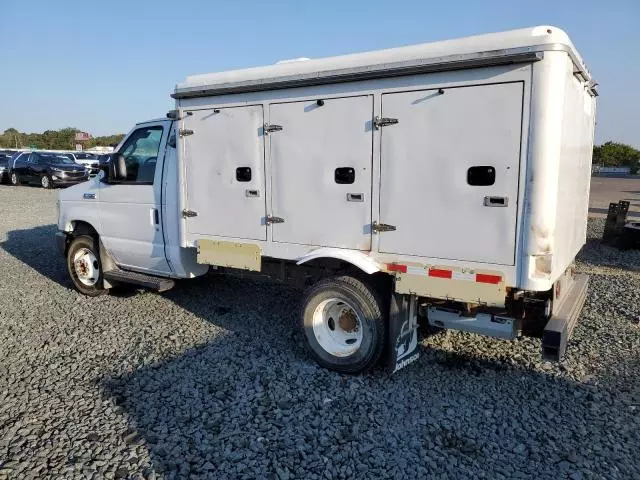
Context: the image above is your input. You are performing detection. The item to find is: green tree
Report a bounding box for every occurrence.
[1,128,21,148]
[593,142,640,174]
[0,128,124,150]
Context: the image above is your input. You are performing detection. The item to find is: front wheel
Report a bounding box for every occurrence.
[301,275,387,373]
[41,174,52,189]
[67,235,106,296]
[10,172,20,186]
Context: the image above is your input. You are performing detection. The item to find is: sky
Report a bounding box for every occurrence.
[0,0,638,147]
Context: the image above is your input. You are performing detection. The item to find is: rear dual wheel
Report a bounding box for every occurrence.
[301,275,387,373]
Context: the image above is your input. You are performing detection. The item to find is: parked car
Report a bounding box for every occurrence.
[11,151,88,188]
[67,152,101,175]
[0,153,9,183]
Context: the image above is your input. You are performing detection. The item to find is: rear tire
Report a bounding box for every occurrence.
[67,235,106,297]
[10,172,20,186]
[301,275,387,373]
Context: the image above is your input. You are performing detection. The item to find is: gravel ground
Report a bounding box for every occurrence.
[0,185,638,480]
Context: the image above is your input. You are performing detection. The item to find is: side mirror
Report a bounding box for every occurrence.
[108,154,127,182]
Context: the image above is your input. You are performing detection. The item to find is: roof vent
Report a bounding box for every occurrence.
[275,57,311,64]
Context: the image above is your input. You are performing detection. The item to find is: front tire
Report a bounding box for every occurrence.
[67,235,105,296]
[301,275,387,373]
[10,172,20,186]
[41,174,52,189]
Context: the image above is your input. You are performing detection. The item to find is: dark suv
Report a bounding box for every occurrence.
[11,151,89,188]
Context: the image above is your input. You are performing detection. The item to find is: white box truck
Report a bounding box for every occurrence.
[56,26,596,373]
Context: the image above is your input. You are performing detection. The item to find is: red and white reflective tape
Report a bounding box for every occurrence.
[386,264,502,285]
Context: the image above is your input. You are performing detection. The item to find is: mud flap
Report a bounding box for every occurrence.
[388,293,420,373]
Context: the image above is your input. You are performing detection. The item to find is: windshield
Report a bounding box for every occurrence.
[41,153,76,164]
[0,158,7,167]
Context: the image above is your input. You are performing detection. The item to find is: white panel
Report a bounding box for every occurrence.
[379,82,523,265]
[183,105,266,241]
[553,56,596,279]
[176,26,588,94]
[270,96,373,250]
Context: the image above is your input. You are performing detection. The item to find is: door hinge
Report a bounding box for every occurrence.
[182,209,198,218]
[374,116,399,129]
[266,215,285,225]
[179,128,194,137]
[264,123,283,134]
[372,221,396,233]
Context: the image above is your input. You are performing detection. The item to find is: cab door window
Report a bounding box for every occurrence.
[118,126,164,184]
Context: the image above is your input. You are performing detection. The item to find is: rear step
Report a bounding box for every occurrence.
[426,307,517,340]
[103,269,175,292]
[542,273,589,362]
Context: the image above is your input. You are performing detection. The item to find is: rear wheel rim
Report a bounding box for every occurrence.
[73,248,99,286]
[312,298,363,357]
[41,176,49,188]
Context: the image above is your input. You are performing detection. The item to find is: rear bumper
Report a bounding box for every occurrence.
[542,273,589,361]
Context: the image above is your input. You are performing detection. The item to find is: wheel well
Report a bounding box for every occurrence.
[240,255,394,298]
[71,221,99,239]
[61,221,99,256]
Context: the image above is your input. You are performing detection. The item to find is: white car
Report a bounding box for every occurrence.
[67,152,101,175]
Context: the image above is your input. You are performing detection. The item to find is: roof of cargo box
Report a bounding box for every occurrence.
[173,26,592,99]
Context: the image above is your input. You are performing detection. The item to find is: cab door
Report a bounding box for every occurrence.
[98,121,172,274]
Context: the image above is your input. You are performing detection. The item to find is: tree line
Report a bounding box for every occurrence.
[0,128,125,151]
[593,142,640,173]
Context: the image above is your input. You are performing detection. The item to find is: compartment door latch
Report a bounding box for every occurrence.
[374,116,399,129]
[372,221,396,233]
[264,123,283,134]
[266,215,285,225]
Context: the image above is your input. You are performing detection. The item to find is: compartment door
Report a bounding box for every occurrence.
[269,96,373,250]
[183,105,266,241]
[379,82,523,265]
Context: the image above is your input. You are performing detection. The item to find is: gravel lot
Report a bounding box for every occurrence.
[0,185,638,480]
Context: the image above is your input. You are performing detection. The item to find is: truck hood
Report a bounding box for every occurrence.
[58,175,100,202]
